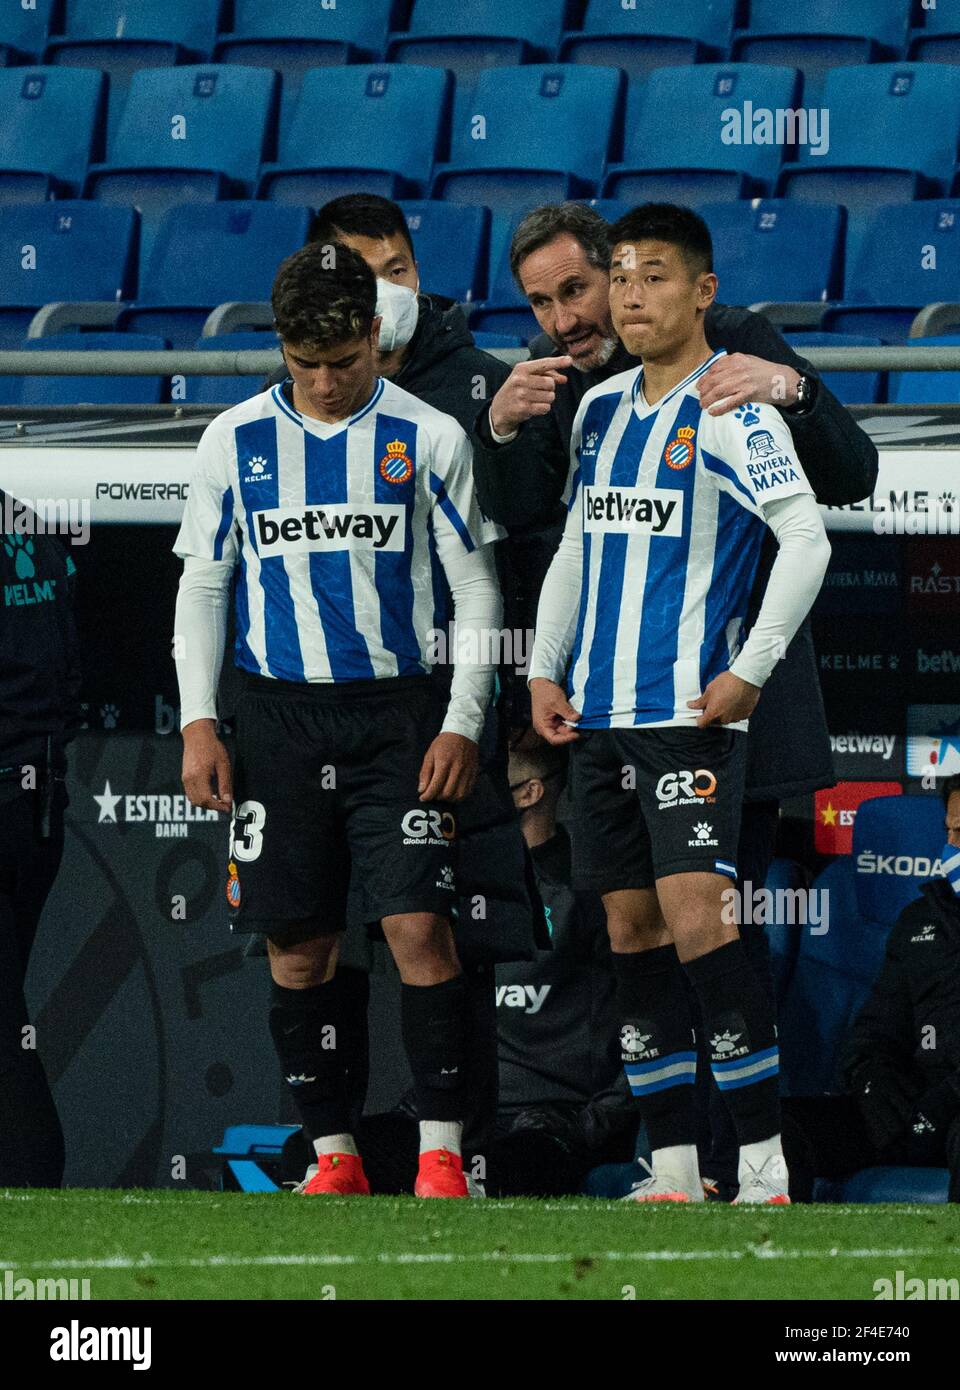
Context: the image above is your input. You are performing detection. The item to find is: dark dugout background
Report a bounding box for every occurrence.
[23,520,960,1186]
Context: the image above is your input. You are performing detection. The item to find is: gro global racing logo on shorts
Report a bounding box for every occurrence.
[656,768,718,810]
[401,808,456,847]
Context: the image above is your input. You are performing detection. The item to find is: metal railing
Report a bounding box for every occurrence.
[0,345,960,376]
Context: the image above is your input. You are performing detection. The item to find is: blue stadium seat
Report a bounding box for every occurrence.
[761,857,808,1006]
[852,793,948,929]
[45,1,223,146]
[702,200,844,306]
[85,65,279,268]
[909,2,960,64]
[470,330,527,348]
[117,202,311,348]
[814,1165,950,1203]
[397,201,490,301]
[257,65,449,204]
[432,65,623,212]
[732,1,910,102]
[560,0,736,82]
[0,67,105,200]
[0,0,55,62]
[776,65,960,271]
[778,858,887,1097]
[821,201,960,341]
[389,0,568,67]
[0,202,137,347]
[603,65,799,203]
[890,334,960,404]
[0,333,166,405]
[785,333,885,405]
[215,0,397,129]
[181,332,278,405]
[468,303,539,341]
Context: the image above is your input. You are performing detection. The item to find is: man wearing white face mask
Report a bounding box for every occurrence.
[264,194,512,434]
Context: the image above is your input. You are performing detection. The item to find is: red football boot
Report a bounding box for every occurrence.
[414,1148,469,1198]
[295,1153,371,1196]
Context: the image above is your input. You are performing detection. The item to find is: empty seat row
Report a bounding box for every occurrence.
[3,197,960,350]
[5,3,957,72]
[6,60,960,278]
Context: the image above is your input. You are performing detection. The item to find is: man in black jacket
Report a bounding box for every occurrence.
[783,775,960,1201]
[265,194,511,433]
[0,492,81,1186]
[471,201,879,1188]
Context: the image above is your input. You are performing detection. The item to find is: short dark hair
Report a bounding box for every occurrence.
[509,202,611,287]
[941,773,960,808]
[308,193,415,260]
[607,204,713,277]
[271,240,377,348]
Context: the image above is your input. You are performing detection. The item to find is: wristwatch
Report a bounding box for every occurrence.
[787,372,816,414]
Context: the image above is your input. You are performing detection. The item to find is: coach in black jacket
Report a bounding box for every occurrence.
[471,202,879,811]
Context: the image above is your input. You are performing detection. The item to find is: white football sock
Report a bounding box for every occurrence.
[651,1144,701,1192]
[313,1133,359,1158]
[419,1120,462,1157]
[739,1133,785,1179]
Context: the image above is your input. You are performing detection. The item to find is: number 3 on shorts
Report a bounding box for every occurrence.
[230,799,266,861]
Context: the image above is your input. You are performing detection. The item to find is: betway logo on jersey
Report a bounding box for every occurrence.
[583,487,682,536]
[253,503,405,556]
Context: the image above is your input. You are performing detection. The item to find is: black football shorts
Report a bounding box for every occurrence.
[566,724,747,893]
[227,672,457,940]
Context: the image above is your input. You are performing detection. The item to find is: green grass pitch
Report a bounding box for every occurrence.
[1,1191,957,1301]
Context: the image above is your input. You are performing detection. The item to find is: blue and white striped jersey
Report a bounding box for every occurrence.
[174,377,502,683]
[555,350,814,728]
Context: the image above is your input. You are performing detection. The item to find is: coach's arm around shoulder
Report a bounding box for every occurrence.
[172,422,238,813]
[697,304,879,507]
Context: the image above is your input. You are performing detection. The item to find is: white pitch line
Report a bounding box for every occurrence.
[0,1247,951,1272]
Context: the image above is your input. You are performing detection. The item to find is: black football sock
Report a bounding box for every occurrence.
[269,977,351,1143]
[612,946,698,1152]
[400,975,468,1123]
[683,939,781,1147]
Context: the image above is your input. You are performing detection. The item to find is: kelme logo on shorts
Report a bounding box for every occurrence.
[401,808,456,847]
[254,504,405,556]
[583,487,682,536]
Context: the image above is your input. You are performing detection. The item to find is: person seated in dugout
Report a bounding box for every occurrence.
[781,774,960,1202]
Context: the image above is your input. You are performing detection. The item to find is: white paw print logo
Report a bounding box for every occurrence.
[693,821,713,840]
[100,703,120,729]
[249,456,267,474]
[439,865,454,887]
[620,1024,653,1055]
[710,1029,743,1055]
[584,430,599,451]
